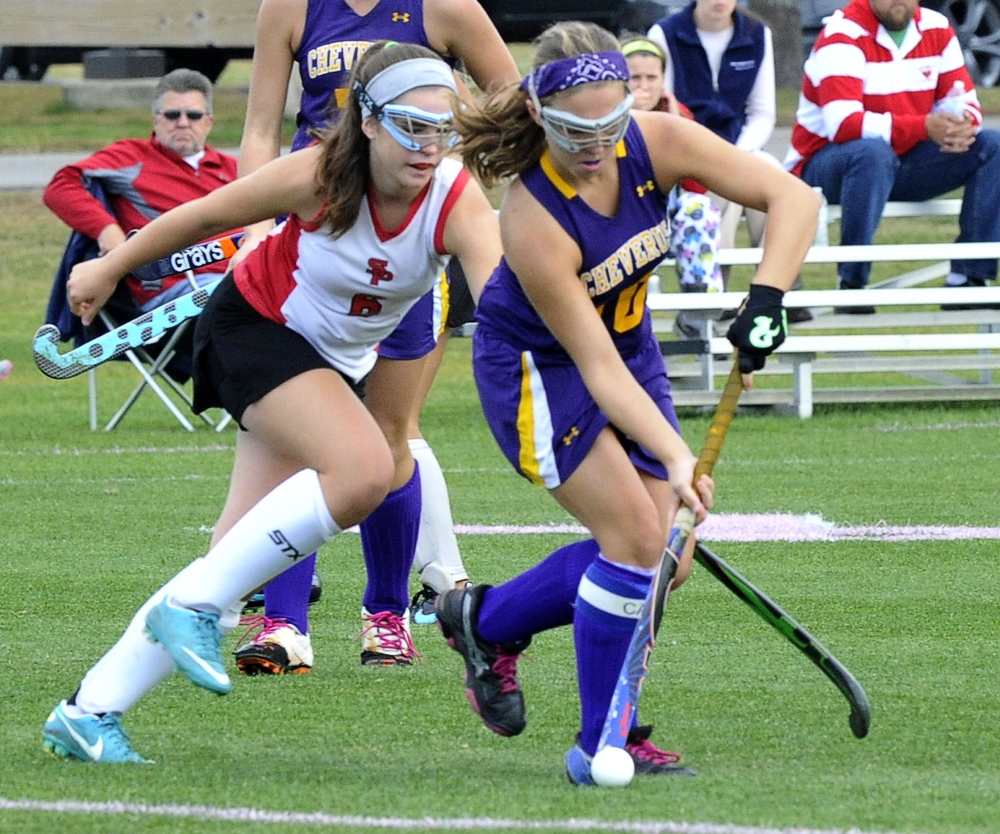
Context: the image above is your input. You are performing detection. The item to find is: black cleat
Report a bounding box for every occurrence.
[626,725,696,776]
[436,585,530,736]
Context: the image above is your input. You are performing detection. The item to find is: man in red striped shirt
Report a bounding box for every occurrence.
[784,0,1000,311]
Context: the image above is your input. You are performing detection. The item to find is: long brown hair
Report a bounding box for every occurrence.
[315,41,451,237]
[456,21,621,188]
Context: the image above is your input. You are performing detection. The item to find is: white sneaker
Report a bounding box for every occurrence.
[234,616,313,675]
[358,607,419,666]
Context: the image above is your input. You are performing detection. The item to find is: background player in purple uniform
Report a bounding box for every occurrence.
[42,43,504,763]
[437,21,819,783]
[231,0,519,672]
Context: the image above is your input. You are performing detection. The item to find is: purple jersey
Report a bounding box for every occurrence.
[475,119,672,361]
[292,0,455,150]
[473,120,682,489]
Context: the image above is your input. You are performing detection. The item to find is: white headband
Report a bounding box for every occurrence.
[358,58,458,118]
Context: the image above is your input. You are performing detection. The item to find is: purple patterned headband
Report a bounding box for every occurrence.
[519,51,630,99]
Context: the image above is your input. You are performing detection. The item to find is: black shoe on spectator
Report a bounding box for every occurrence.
[833,286,875,315]
[941,277,1000,311]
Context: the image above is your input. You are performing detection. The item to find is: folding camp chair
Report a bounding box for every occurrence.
[44,191,231,432]
[83,275,230,432]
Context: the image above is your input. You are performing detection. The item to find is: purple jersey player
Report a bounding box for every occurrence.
[436,21,819,784]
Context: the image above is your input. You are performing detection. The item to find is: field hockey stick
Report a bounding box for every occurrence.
[693,541,871,739]
[598,358,744,754]
[129,232,243,282]
[33,276,223,380]
[33,233,242,380]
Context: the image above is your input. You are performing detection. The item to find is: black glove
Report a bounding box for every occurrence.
[726,284,787,374]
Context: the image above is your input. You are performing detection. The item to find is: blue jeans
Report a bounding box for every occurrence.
[802,132,1000,288]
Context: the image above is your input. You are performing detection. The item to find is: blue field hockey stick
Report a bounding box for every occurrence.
[33,277,223,380]
[598,359,743,754]
[32,233,242,380]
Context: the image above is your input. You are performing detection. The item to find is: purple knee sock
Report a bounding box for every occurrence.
[359,463,421,616]
[573,558,653,755]
[263,554,315,634]
[476,539,600,644]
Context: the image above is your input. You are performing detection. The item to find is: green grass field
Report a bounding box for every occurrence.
[1,193,999,834]
[2,57,1000,832]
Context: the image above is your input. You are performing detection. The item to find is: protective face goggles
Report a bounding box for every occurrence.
[377,103,458,152]
[529,76,633,154]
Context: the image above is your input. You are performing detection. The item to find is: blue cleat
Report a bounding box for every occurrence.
[565,744,596,786]
[145,596,232,694]
[43,701,151,763]
[566,727,695,785]
[410,585,440,625]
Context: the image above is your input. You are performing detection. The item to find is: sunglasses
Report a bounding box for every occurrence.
[158,109,208,121]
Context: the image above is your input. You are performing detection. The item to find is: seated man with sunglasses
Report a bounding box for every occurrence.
[44,68,239,313]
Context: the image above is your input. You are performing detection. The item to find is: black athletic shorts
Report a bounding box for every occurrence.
[192,275,362,428]
[445,259,476,329]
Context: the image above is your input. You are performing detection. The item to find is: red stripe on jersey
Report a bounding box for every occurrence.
[433,167,470,255]
[234,217,306,323]
[368,180,431,242]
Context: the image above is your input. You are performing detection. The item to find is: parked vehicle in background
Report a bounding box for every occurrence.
[2,0,997,87]
[476,0,623,42]
[0,46,245,83]
[0,0,255,82]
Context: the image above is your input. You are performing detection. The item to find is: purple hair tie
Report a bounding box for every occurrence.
[519,51,629,99]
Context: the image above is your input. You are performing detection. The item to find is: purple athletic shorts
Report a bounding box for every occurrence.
[377,270,448,361]
[472,327,681,489]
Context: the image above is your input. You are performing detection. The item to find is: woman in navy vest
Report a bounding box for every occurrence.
[647,0,781,283]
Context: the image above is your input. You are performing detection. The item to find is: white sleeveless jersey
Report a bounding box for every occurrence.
[235,157,469,381]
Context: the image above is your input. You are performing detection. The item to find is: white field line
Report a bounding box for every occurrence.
[0,798,926,834]
[0,443,234,457]
[2,443,996,542]
[0,474,226,487]
[190,514,1000,542]
[447,514,1000,542]
[873,419,1000,432]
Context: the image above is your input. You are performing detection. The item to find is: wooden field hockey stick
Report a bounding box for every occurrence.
[32,233,242,380]
[693,542,871,738]
[598,358,744,753]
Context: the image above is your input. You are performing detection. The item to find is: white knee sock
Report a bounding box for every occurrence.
[408,438,467,586]
[172,468,339,614]
[75,562,244,715]
[73,470,335,716]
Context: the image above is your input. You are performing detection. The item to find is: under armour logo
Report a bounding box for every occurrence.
[269,530,305,561]
[562,426,580,446]
[636,180,655,197]
[367,258,393,286]
[391,12,410,22]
